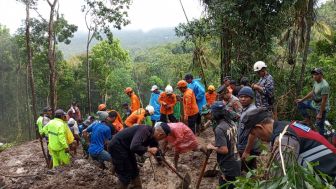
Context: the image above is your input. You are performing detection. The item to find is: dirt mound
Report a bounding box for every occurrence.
[0,129,218,189]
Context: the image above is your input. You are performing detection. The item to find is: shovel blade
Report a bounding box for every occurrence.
[178,172,191,189]
[203,170,219,177]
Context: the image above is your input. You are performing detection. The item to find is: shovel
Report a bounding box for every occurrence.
[196,150,212,189]
[203,163,219,177]
[158,156,191,189]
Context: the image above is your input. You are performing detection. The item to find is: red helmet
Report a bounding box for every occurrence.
[124,87,133,93]
[98,104,107,111]
[177,80,188,88]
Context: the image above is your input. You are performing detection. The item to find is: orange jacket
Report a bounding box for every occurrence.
[158,92,177,115]
[183,89,199,117]
[130,93,140,112]
[109,110,124,132]
[125,108,146,127]
[206,92,217,106]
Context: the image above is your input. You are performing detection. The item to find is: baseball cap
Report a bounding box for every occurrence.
[311,68,323,75]
[241,108,272,130]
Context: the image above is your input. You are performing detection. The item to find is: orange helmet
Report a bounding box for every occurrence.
[98,104,107,111]
[177,80,188,88]
[124,87,133,93]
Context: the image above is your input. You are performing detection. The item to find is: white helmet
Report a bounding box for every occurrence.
[253,61,267,72]
[151,85,158,92]
[165,85,173,94]
[68,118,76,125]
[145,105,155,115]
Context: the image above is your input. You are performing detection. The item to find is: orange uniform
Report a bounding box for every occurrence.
[109,110,124,132]
[130,93,140,112]
[183,89,199,117]
[205,92,217,105]
[158,92,177,115]
[125,108,146,127]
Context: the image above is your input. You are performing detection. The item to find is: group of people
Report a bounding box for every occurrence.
[36,61,336,188]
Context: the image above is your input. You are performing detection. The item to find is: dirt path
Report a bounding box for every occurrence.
[0,129,218,189]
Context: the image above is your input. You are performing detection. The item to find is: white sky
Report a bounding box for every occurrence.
[0,0,204,33]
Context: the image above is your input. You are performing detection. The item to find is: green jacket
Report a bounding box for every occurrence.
[36,116,43,135]
[42,118,68,151]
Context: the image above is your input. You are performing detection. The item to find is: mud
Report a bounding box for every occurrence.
[0,129,218,189]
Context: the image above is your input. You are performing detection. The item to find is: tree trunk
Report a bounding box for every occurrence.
[25,1,38,138]
[85,29,96,114]
[297,0,314,95]
[47,0,58,112]
[86,31,92,114]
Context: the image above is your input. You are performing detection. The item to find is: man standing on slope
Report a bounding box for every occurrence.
[159,85,178,123]
[177,80,199,134]
[42,109,71,168]
[149,85,161,126]
[124,87,141,113]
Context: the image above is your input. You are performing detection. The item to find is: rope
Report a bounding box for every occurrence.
[278,124,290,176]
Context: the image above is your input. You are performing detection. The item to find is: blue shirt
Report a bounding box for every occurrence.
[187,78,206,112]
[149,91,161,121]
[87,121,112,155]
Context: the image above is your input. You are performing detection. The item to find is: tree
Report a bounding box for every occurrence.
[17,0,38,138]
[46,0,58,112]
[82,0,131,113]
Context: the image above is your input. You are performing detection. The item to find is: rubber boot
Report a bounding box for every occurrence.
[130,176,142,189]
[116,180,128,189]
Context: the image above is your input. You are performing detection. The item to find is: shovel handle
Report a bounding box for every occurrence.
[160,157,184,180]
[196,150,212,189]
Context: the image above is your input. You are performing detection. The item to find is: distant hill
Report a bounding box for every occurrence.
[59,27,181,59]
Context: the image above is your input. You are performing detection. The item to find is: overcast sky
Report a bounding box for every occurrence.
[0,0,204,34]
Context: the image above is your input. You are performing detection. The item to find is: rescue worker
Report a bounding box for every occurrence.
[109,110,124,133]
[184,74,206,113]
[200,105,215,131]
[252,61,275,112]
[229,80,241,97]
[124,87,141,113]
[173,95,182,121]
[242,108,336,184]
[68,102,82,122]
[206,101,241,189]
[205,85,217,106]
[177,80,199,134]
[83,111,113,168]
[295,68,330,135]
[237,86,260,172]
[36,113,43,135]
[37,106,52,135]
[158,85,178,123]
[98,103,107,111]
[217,85,242,122]
[240,77,249,87]
[42,109,72,168]
[149,85,161,126]
[122,103,131,120]
[156,122,206,168]
[222,76,233,94]
[108,124,170,189]
[124,105,155,127]
[68,118,80,155]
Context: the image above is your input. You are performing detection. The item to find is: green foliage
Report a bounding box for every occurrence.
[317,0,336,30]
[82,0,131,42]
[229,161,336,189]
[89,39,134,110]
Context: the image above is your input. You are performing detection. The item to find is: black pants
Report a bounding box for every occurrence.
[219,175,236,189]
[108,142,138,185]
[160,114,177,123]
[188,114,200,134]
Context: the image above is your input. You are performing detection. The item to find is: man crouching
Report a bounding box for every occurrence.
[108,124,170,189]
